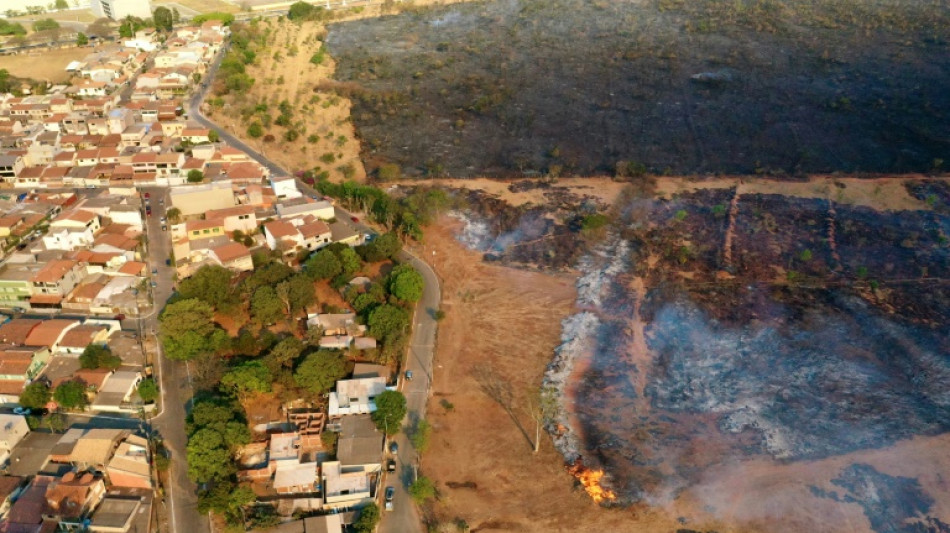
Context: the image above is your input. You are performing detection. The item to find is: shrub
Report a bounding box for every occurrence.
[377,163,401,181]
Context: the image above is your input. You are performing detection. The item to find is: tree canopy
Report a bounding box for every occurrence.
[153,6,173,31]
[192,12,235,25]
[19,382,50,410]
[294,350,347,397]
[353,503,381,533]
[137,378,159,403]
[79,343,122,370]
[220,361,272,400]
[368,304,410,341]
[276,274,315,316]
[32,18,59,32]
[372,390,407,435]
[186,428,235,483]
[54,380,88,410]
[251,285,284,326]
[178,265,234,310]
[304,249,341,280]
[389,265,425,303]
[160,298,218,360]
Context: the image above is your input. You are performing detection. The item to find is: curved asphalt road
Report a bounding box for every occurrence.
[189,54,439,533]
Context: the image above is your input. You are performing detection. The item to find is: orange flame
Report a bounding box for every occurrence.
[567,460,617,504]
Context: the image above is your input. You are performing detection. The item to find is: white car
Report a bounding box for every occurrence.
[384,486,395,511]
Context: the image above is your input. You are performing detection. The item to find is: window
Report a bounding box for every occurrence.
[203,229,209,234]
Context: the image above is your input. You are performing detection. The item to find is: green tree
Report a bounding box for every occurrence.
[137,378,159,403]
[294,350,346,397]
[160,299,216,360]
[304,249,341,280]
[192,12,235,25]
[32,18,59,31]
[209,130,219,143]
[55,0,69,8]
[372,390,407,435]
[54,380,89,410]
[288,1,316,20]
[166,207,182,224]
[186,428,235,482]
[410,419,432,453]
[187,169,204,183]
[79,343,121,370]
[247,121,263,138]
[178,265,234,310]
[19,382,51,410]
[358,232,401,262]
[118,20,134,38]
[377,163,401,181]
[153,6,173,31]
[264,337,303,374]
[76,32,88,45]
[389,266,424,303]
[45,412,68,433]
[409,476,436,504]
[251,285,284,325]
[353,503,381,533]
[338,247,361,278]
[368,304,409,341]
[276,274,315,316]
[220,361,272,401]
[172,7,180,23]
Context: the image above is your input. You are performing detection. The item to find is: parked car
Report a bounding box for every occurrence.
[113,314,126,321]
[385,486,395,511]
[12,407,30,415]
[165,258,171,266]
[387,459,396,472]
[161,225,167,231]
[405,370,413,382]
[150,281,158,288]
[152,268,158,275]
[351,216,359,223]
[389,441,398,455]
[143,192,150,199]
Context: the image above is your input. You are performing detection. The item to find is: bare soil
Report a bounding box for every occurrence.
[0,46,88,83]
[206,18,366,181]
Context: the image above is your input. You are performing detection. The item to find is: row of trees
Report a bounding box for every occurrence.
[314,180,450,242]
[214,23,258,95]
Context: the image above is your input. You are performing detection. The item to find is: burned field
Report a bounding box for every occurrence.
[326,0,950,178]
[543,182,950,530]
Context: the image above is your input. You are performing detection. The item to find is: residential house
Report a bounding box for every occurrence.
[0,154,25,183]
[57,324,112,355]
[0,414,29,465]
[270,176,302,200]
[23,319,79,352]
[209,242,253,272]
[336,415,383,472]
[0,475,25,520]
[329,376,388,418]
[44,471,107,522]
[322,460,373,509]
[106,435,151,489]
[92,370,145,413]
[276,199,335,221]
[5,475,53,530]
[0,319,43,345]
[203,205,257,233]
[30,260,85,308]
[0,263,43,310]
[169,180,235,216]
[0,345,52,382]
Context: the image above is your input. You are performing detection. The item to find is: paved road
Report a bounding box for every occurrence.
[190,43,442,533]
[139,186,208,533]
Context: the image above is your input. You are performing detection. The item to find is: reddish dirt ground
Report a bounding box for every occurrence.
[420,217,692,532]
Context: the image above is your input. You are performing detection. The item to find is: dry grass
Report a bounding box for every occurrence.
[153,0,241,15]
[418,217,692,532]
[207,18,366,181]
[10,9,98,23]
[0,46,87,83]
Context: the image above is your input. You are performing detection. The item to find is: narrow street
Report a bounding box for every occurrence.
[139,186,208,533]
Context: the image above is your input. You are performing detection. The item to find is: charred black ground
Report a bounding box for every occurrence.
[327,0,950,177]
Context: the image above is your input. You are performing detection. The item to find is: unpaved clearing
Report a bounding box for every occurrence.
[0,46,88,84]
[420,217,690,532]
[207,18,366,181]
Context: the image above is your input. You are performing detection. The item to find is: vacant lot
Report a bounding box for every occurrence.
[328,0,950,177]
[0,46,87,83]
[204,18,367,181]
